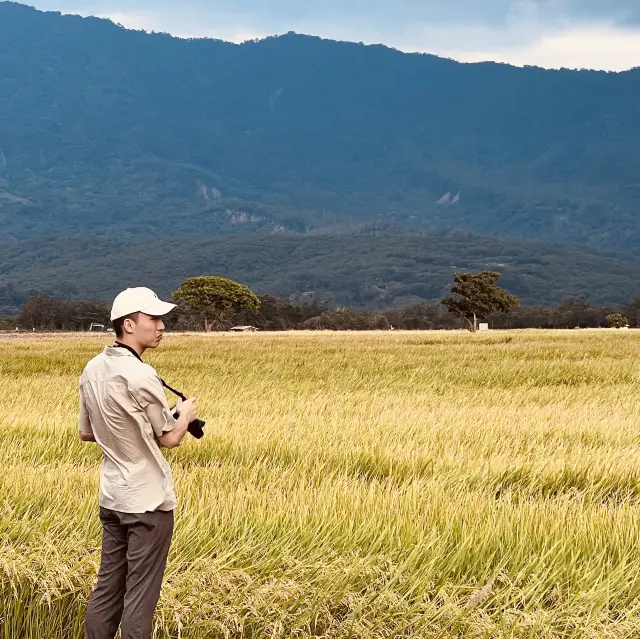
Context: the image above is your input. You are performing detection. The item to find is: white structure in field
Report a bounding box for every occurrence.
[478,323,489,332]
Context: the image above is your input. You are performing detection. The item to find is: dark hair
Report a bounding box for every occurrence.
[112,312,140,338]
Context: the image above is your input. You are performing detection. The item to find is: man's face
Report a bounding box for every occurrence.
[126,313,165,349]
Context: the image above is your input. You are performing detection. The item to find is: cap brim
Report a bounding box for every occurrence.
[139,300,177,317]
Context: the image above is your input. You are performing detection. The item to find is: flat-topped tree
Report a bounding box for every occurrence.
[173,276,260,332]
[442,271,519,332]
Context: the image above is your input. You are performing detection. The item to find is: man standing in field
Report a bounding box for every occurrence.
[79,287,198,639]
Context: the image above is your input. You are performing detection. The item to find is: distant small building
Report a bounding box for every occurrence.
[478,323,489,332]
[230,325,259,332]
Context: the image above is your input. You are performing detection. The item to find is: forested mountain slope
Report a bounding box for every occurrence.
[1,2,639,248]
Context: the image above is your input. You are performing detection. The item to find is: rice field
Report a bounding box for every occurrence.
[1,329,640,638]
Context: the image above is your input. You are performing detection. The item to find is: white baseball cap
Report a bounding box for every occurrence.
[110,287,177,321]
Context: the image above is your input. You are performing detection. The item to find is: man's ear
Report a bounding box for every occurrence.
[124,317,136,334]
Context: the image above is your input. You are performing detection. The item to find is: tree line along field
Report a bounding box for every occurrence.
[1,330,640,638]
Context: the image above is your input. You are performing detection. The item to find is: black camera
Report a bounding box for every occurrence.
[171,407,206,439]
[188,419,206,439]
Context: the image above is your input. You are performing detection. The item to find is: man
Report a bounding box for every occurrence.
[79,287,198,639]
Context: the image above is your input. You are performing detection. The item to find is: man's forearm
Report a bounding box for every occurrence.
[159,412,190,448]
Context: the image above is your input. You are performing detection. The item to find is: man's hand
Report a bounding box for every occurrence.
[158,396,198,449]
[175,397,198,423]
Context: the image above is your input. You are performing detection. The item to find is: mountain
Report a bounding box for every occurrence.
[0,2,639,313]
[2,2,640,245]
[1,232,639,315]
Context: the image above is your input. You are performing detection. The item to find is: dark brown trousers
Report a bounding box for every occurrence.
[84,507,174,639]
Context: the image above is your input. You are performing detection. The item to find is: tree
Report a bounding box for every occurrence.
[552,298,613,328]
[173,276,260,332]
[382,302,459,330]
[606,313,628,328]
[622,297,640,328]
[442,271,519,332]
[20,296,56,330]
[18,296,109,330]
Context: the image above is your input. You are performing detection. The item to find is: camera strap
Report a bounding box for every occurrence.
[113,341,187,401]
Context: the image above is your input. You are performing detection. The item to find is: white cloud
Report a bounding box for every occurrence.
[447,25,640,71]
[93,11,150,31]
[91,9,266,42]
[381,21,640,71]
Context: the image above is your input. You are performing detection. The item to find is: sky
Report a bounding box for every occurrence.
[27,0,640,71]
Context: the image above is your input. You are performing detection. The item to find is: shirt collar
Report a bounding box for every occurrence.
[104,344,142,361]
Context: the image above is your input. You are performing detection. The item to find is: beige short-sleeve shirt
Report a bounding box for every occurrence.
[79,345,178,513]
